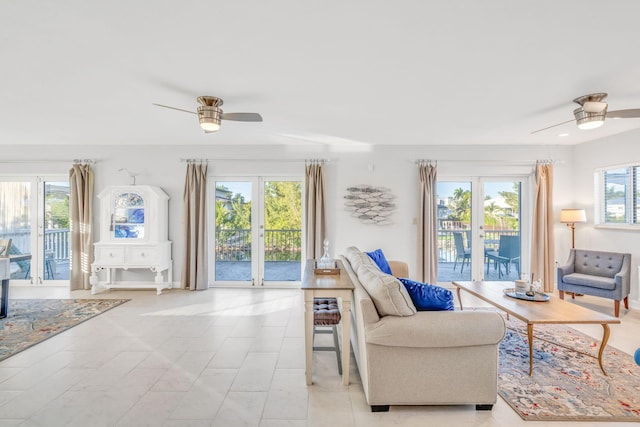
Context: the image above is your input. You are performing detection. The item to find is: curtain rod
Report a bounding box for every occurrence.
[180,158,329,163]
[415,159,437,166]
[413,159,563,165]
[0,158,97,164]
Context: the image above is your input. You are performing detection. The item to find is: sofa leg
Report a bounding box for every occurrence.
[614,300,620,317]
[624,296,629,309]
[371,405,390,412]
[558,291,564,300]
[476,404,493,411]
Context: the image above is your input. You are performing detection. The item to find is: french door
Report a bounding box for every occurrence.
[211,176,303,287]
[0,176,70,284]
[436,176,529,283]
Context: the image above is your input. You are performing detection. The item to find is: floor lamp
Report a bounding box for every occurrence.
[560,209,587,249]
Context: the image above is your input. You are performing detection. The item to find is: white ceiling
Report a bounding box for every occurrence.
[3,1,640,148]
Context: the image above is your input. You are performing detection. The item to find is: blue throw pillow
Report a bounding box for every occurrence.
[398,278,454,311]
[366,248,392,275]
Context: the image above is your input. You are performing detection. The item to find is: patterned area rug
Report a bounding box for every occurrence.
[0,299,129,362]
[499,317,640,421]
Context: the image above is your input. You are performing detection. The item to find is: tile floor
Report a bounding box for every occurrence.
[0,285,638,426]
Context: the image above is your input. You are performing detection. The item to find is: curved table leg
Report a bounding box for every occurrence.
[598,324,611,376]
[527,324,534,376]
[455,287,463,310]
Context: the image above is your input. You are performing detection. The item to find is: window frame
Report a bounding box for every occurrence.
[595,162,640,230]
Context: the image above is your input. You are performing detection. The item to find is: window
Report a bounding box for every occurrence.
[0,176,70,283]
[210,176,303,287]
[596,164,640,226]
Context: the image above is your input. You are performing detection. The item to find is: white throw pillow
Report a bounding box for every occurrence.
[345,246,378,273]
[356,264,416,317]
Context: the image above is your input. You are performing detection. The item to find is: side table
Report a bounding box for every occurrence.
[301,259,354,386]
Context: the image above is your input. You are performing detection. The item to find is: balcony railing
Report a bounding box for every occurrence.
[0,228,70,260]
[215,229,302,261]
[2,227,517,266]
[438,228,519,262]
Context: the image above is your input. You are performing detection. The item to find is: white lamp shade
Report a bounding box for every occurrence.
[560,209,587,224]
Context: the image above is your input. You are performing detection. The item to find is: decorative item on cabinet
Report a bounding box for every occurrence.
[90,185,173,294]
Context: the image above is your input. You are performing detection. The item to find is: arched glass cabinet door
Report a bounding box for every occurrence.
[112,192,145,239]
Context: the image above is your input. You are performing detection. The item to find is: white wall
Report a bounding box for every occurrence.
[1,142,584,292]
[571,128,640,306]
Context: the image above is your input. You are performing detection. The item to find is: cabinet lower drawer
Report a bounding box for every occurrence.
[95,246,125,265]
[127,246,159,264]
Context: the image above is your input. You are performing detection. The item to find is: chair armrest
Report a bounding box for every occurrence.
[614,253,632,293]
[557,263,574,276]
[557,249,576,276]
[388,260,408,278]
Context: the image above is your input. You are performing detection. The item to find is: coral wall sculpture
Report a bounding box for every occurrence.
[344,185,395,225]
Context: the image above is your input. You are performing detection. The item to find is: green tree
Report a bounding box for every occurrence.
[46,197,69,229]
[215,186,252,230]
[498,183,520,230]
[264,181,302,229]
[449,187,471,223]
[227,194,251,230]
[484,202,501,228]
[499,183,519,215]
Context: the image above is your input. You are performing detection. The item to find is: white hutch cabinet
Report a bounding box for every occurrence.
[90,185,173,294]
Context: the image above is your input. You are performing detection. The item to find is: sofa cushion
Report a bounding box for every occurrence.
[365,310,505,348]
[356,264,416,317]
[562,272,616,290]
[366,248,392,275]
[345,246,377,273]
[398,278,454,311]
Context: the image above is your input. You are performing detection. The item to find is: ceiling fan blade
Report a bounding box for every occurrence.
[606,109,640,119]
[530,118,576,134]
[220,112,263,122]
[152,103,197,115]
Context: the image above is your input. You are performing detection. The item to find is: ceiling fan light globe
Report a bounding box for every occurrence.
[577,120,604,130]
[200,121,220,132]
[574,107,606,130]
[197,105,222,132]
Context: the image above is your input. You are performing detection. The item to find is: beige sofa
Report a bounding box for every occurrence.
[340,246,506,412]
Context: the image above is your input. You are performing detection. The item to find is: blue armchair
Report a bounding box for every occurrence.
[557,249,631,317]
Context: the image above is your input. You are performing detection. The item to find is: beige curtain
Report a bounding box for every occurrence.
[69,163,94,291]
[531,163,555,292]
[417,162,438,283]
[305,161,326,259]
[181,162,209,290]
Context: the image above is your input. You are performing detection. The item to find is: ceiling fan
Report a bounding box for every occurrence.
[531,93,640,134]
[153,96,262,132]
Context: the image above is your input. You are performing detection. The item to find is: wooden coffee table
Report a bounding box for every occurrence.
[452,281,621,376]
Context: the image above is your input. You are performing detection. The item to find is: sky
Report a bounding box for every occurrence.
[437,181,517,201]
[217,181,253,201]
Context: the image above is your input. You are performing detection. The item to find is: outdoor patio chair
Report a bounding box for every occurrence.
[0,239,11,258]
[8,244,32,279]
[485,235,520,278]
[453,232,471,273]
